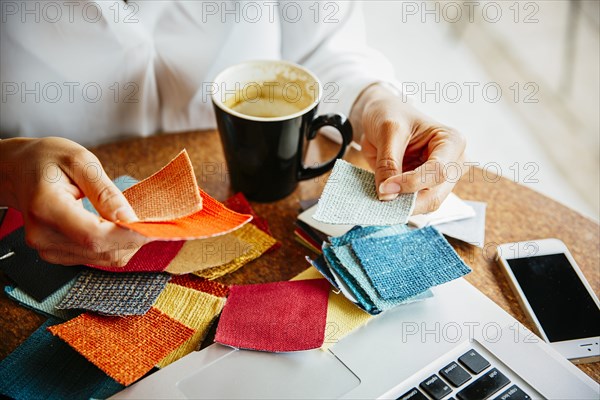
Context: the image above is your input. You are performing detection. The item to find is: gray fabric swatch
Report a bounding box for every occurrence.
[313,160,416,225]
[56,270,171,316]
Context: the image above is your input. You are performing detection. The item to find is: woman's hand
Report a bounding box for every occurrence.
[350,84,467,214]
[0,137,149,266]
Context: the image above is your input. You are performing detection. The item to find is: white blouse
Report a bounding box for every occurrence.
[1,1,396,146]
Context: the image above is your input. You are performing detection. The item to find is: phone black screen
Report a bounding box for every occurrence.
[507,253,600,342]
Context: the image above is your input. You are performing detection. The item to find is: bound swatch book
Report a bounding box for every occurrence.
[308,160,473,315]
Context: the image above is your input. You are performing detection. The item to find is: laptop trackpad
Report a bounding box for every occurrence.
[177,348,360,399]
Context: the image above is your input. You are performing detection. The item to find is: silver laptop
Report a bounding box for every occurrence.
[112,278,599,399]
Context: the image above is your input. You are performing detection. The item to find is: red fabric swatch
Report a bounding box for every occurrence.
[215,279,330,352]
[90,240,185,273]
[116,189,252,240]
[169,274,230,298]
[224,193,281,252]
[0,208,24,240]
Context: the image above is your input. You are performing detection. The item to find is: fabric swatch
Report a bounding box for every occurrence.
[153,283,226,368]
[291,267,373,351]
[313,159,416,225]
[0,228,82,302]
[352,226,471,301]
[56,270,171,316]
[169,274,230,298]
[122,150,202,221]
[224,192,281,252]
[82,175,139,215]
[307,254,340,290]
[215,279,330,352]
[324,225,434,314]
[5,279,78,320]
[48,308,195,386]
[0,207,24,240]
[0,319,124,400]
[92,239,185,273]
[116,188,252,240]
[194,223,277,280]
[165,232,251,275]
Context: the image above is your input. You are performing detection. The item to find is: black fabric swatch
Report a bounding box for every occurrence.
[0,228,81,302]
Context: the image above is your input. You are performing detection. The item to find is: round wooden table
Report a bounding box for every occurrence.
[1,130,598,383]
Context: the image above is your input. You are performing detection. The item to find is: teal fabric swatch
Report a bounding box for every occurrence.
[5,278,78,320]
[323,225,432,314]
[0,319,124,400]
[353,226,471,301]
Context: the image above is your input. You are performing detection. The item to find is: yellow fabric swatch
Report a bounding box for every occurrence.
[153,283,226,368]
[194,224,276,280]
[292,267,373,350]
[165,233,252,274]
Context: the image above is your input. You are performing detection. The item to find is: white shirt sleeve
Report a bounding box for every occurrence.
[279,1,398,118]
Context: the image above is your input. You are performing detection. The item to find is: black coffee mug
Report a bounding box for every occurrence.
[211,60,353,202]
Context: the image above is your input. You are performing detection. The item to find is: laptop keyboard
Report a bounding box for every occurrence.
[397,349,531,400]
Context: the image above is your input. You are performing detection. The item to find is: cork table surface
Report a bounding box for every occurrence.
[1,130,598,383]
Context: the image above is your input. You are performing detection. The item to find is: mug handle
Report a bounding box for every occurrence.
[297,113,353,181]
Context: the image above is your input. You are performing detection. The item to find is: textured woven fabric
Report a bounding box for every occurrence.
[169,274,230,297]
[48,308,194,386]
[0,207,24,240]
[56,270,171,316]
[117,188,252,240]
[324,225,433,314]
[122,150,202,221]
[223,192,281,252]
[5,279,78,320]
[331,243,433,312]
[313,160,416,225]
[0,319,124,400]
[291,267,373,351]
[215,279,330,352]
[307,254,340,290]
[352,226,471,301]
[153,283,226,367]
[91,240,185,273]
[0,228,82,302]
[82,175,138,215]
[323,243,377,313]
[194,223,276,280]
[165,233,251,274]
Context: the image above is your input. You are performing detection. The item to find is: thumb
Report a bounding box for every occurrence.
[70,159,138,223]
[374,130,406,201]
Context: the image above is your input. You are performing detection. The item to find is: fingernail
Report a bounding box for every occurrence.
[378,193,399,201]
[115,207,138,223]
[379,181,401,194]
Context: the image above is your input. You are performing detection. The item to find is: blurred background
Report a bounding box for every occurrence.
[362,0,599,220]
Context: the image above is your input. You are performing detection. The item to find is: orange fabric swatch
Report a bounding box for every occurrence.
[122,150,202,221]
[117,189,252,240]
[170,274,230,298]
[48,308,194,386]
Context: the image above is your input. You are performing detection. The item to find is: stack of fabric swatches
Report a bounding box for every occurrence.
[307,159,472,315]
[0,150,283,397]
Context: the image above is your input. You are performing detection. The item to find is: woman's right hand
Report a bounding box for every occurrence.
[0,137,149,266]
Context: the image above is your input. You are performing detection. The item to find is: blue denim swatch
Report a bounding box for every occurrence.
[352,226,471,301]
[0,319,124,400]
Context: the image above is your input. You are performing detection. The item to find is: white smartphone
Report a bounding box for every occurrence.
[496,238,600,364]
